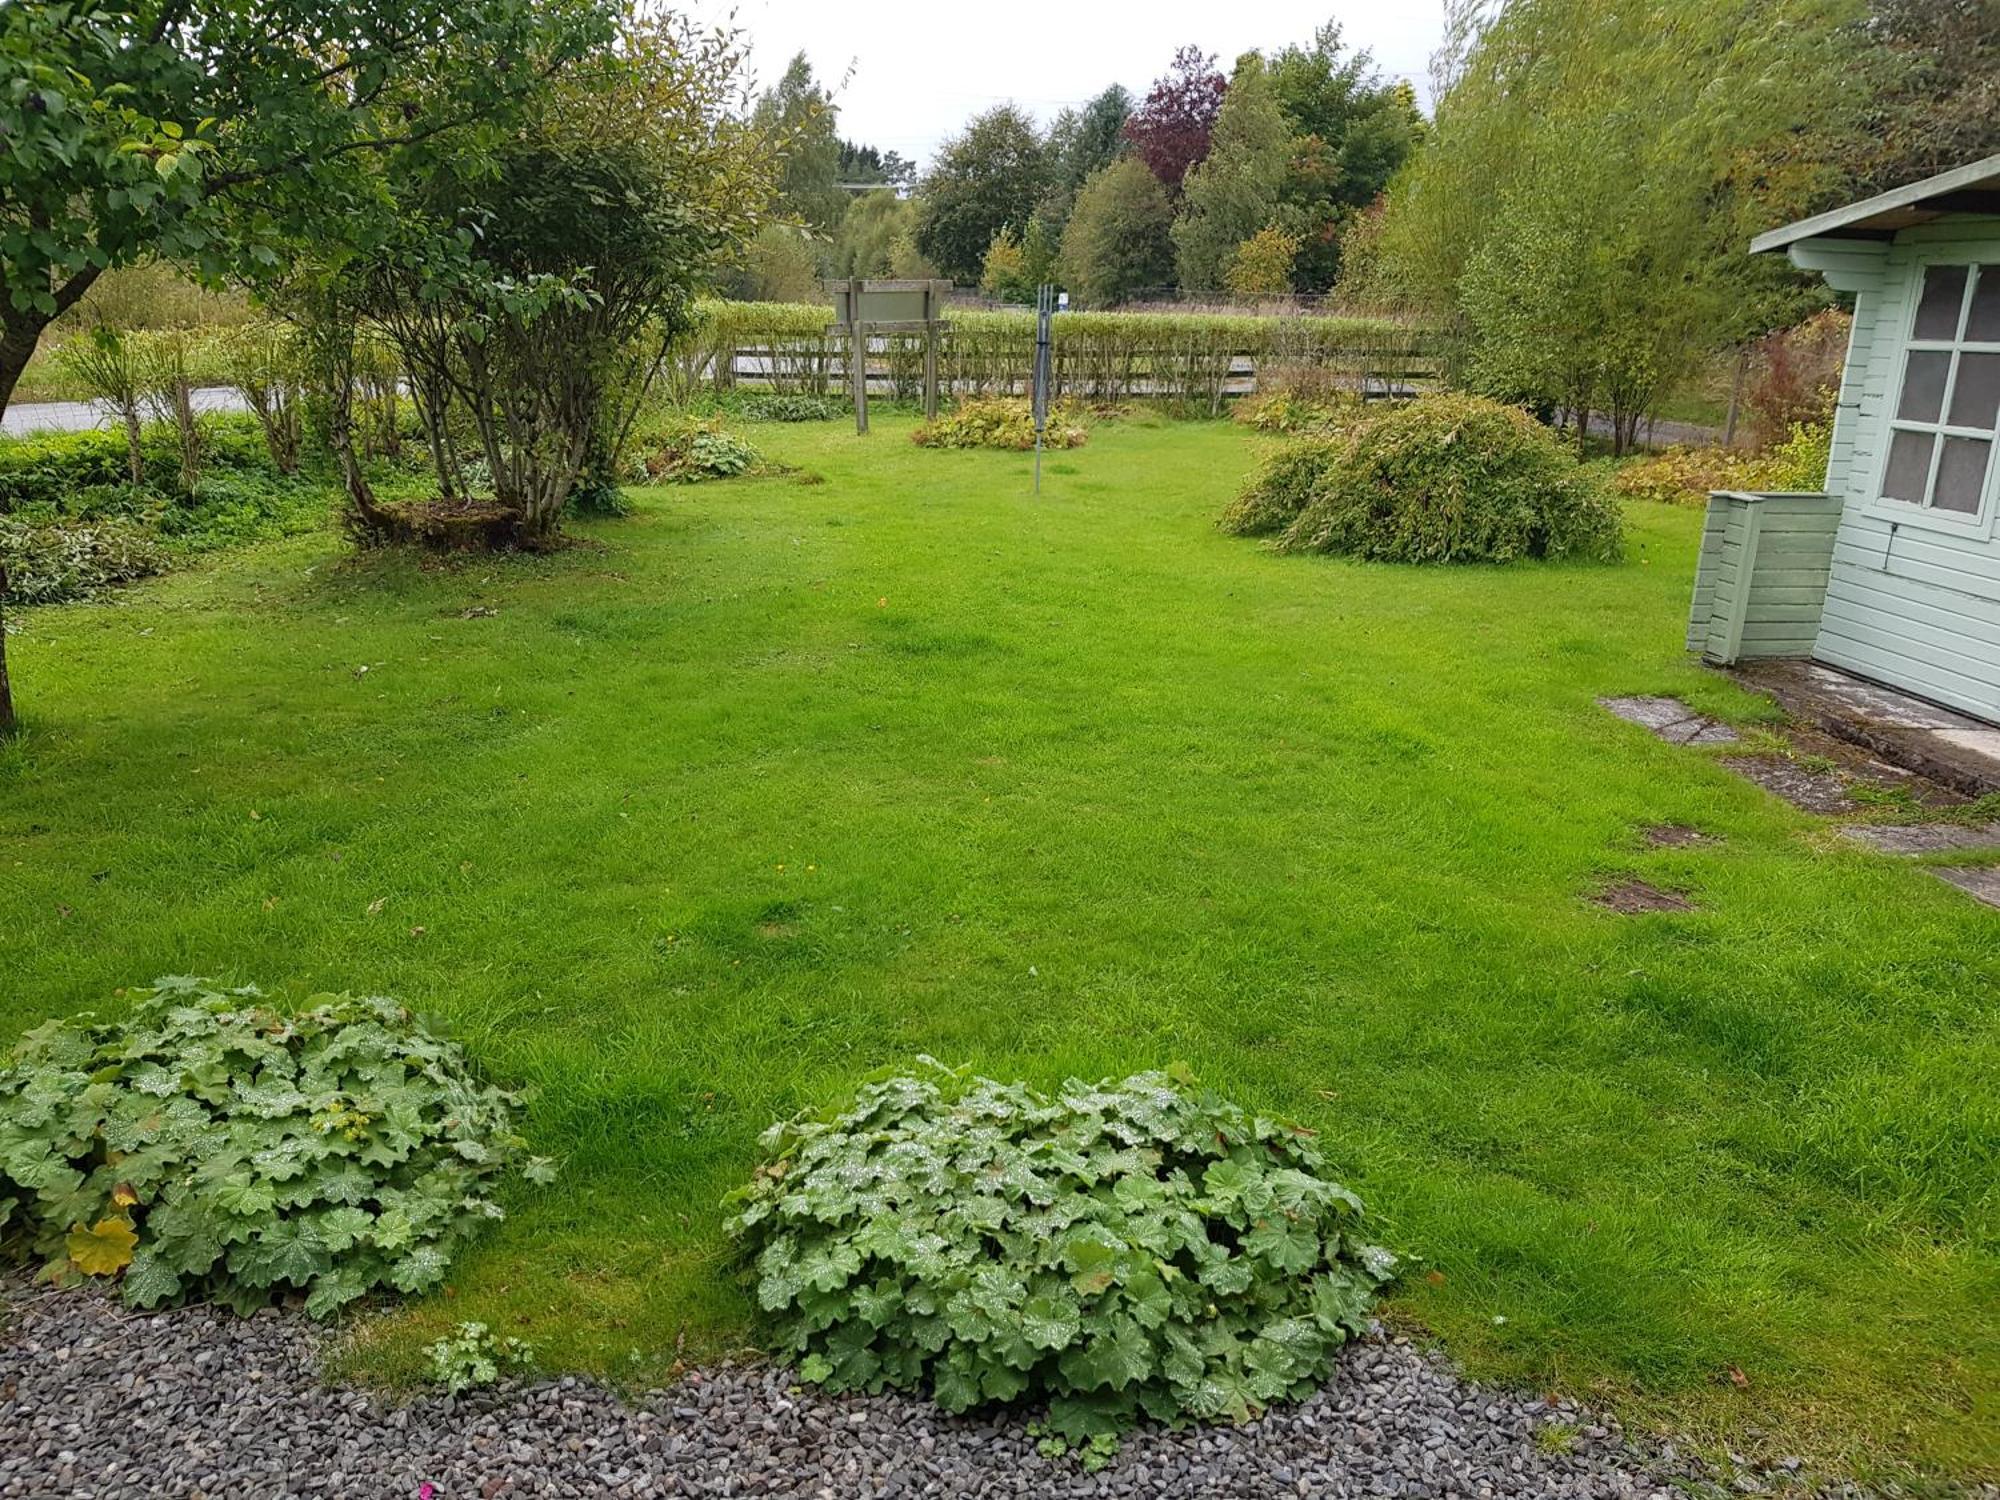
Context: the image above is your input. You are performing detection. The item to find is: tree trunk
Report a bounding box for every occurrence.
[0,316,46,740]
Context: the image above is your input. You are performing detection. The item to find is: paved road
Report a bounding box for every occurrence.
[2,386,247,437]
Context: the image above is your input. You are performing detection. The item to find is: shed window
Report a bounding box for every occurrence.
[1882,263,2000,519]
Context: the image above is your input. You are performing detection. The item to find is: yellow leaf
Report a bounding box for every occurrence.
[67,1216,138,1277]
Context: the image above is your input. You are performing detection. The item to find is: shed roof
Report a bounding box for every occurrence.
[1750,153,2000,255]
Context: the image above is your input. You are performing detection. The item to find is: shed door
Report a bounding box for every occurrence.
[1816,257,2000,720]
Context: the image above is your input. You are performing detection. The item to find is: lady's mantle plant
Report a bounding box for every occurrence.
[725,1064,1395,1442]
[0,977,553,1316]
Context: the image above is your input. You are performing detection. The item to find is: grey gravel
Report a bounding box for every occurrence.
[0,1280,1941,1500]
[1836,822,2000,855]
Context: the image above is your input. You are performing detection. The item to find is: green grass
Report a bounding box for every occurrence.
[1,413,1994,1482]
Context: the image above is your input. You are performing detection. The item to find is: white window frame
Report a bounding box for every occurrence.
[1869,254,2000,539]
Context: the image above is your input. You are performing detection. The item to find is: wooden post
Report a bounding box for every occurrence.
[923,322,939,422]
[1723,347,1747,447]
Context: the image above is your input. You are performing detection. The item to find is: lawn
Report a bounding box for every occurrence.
[1,413,1993,1482]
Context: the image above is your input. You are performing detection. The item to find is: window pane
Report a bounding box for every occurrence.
[1914,264,1970,340]
[1949,352,2000,431]
[1883,428,1935,502]
[1968,266,2000,342]
[1933,436,1991,514]
[1899,349,1951,422]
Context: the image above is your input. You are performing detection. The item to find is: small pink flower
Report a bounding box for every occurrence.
[419,1485,437,1500]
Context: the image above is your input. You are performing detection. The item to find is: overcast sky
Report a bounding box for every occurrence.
[680,1,1447,172]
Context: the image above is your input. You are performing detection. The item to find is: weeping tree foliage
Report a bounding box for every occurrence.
[1371,0,1867,450]
[312,8,780,545]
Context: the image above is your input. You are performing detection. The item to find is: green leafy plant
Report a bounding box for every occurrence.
[1223,393,1623,564]
[912,398,1087,452]
[741,393,846,422]
[0,976,555,1317]
[0,515,166,605]
[725,1063,1395,1446]
[632,415,764,484]
[426,1320,537,1394]
[1610,422,1831,506]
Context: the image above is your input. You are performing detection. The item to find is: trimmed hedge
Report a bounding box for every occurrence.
[671,300,1432,409]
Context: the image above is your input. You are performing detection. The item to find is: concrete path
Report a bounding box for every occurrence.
[2,386,247,437]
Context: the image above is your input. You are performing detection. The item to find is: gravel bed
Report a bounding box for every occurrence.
[0,1281,1880,1499]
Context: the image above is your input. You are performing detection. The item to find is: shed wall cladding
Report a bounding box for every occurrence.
[1687,492,1843,662]
[1812,219,2000,721]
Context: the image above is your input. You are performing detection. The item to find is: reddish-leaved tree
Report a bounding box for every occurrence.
[1122,46,1227,192]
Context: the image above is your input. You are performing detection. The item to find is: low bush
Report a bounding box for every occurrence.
[741,393,847,423]
[725,1065,1395,1446]
[1611,422,1831,506]
[0,515,167,605]
[630,415,765,484]
[1223,394,1622,564]
[1231,389,1363,436]
[0,976,554,1317]
[912,398,1087,452]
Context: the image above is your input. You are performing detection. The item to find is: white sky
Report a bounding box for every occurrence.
[682,1,1447,172]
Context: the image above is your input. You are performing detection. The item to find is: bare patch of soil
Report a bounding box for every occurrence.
[1591,879,1697,914]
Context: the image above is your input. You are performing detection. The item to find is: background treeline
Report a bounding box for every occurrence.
[732,26,1425,308]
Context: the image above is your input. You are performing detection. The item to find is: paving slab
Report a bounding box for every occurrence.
[1928,865,2000,909]
[1597,696,1740,747]
[1795,664,1983,729]
[1837,822,2000,855]
[1718,755,1855,814]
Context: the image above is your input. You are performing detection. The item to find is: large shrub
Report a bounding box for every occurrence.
[725,1067,1395,1445]
[1224,394,1622,564]
[0,977,553,1317]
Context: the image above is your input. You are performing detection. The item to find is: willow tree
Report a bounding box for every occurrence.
[1369,0,1869,447]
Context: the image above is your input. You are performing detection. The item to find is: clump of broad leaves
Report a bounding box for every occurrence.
[725,1063,1395,1453]
[0,977,553,1316]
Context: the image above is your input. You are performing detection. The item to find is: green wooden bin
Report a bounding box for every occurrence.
[1686,490,1843,665]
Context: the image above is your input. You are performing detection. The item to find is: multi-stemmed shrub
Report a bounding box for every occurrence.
[0,977,553,1317]
[725,1066,1395,1446]
[1222,393,1623,564]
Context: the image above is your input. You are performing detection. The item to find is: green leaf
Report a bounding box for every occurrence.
[1019,1290,1081,1351]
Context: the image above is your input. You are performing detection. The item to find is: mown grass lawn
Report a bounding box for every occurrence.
[1,413,1993,1482]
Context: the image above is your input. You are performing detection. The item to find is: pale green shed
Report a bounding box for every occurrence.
[1690,154,2000,722]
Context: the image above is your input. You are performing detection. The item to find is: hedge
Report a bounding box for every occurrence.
[670,301,1434,410]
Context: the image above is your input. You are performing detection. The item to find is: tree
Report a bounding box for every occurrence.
[914,106,1049,282]
[1041,86,1134,229]
[1172,55,1293,291]
[1226,225,1302,298]
[832,189,921,277]
[1268,24,1425,291]
[1854,0,2000,194]
[979,220,1056,303]
[754,54,846,235]
[1371,0,1867,449]
[318,9,777,542]
[1123,47,1227,192]
[838,140,916,192]
[1058,158,1175,307]
[0,0,608,737]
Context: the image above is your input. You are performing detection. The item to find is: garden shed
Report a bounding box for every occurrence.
[1688,153,2000,722]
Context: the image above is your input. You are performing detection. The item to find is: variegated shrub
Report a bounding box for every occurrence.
[725,1065,1394,1444]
